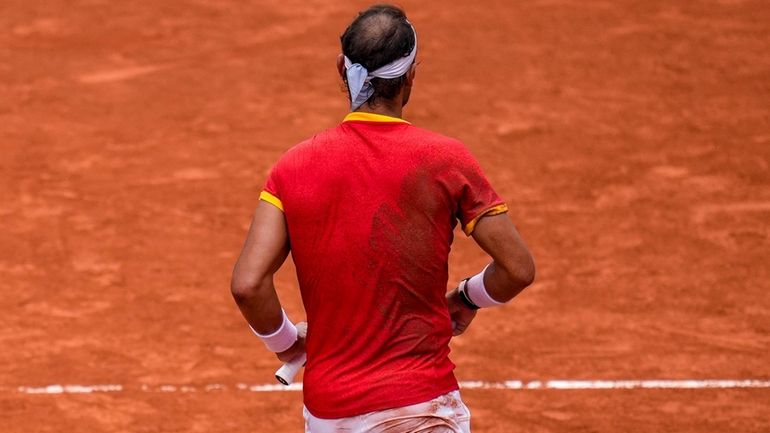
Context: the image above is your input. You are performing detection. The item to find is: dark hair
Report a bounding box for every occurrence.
[340,4,416,106]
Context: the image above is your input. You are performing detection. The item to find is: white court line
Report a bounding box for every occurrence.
[14,384,124,394]
[6,380,770,395]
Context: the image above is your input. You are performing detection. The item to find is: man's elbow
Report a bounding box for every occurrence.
[516,254,536,288]
[501,252,536,291]
[230,272,260,305]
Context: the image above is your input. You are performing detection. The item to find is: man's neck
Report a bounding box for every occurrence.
[354,97,403,119]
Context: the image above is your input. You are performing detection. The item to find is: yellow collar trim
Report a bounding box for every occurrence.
[343,112,411,124]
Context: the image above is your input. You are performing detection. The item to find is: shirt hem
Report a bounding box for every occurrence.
[304,381,460,420]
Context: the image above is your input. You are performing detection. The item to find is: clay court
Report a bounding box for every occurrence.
[1,0,769,431]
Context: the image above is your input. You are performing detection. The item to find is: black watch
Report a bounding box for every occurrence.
[457,278,480,310]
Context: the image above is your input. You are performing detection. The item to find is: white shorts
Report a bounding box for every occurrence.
[303,390,471,433]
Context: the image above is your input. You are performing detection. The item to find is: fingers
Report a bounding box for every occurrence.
[452,321,468,336]
[451,319,466,336]
[450,309,477,336]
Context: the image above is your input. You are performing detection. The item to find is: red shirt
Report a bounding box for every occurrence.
[262,112,507,418]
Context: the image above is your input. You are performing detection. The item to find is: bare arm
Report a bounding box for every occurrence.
[230,200,304,361]
[470,213,535,302]
[447,213,535,335]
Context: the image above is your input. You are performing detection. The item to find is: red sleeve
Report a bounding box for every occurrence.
[260,162,285,212]
[259,137,315,212]
[451,146,508,235]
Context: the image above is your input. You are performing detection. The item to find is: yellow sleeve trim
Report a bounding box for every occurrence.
[259,191,284,212]
[463,203,509,236]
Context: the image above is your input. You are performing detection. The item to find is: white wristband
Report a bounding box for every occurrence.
[250,309,298,353]
[466,264,505,308]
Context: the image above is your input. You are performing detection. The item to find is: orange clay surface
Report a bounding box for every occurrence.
[1,0,769,432]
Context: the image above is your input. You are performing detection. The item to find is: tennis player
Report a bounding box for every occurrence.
[231,4,535,432]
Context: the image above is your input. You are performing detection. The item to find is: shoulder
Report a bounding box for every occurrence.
[407,125,479,163]
[273,126,343,168]
[407,125,460,145]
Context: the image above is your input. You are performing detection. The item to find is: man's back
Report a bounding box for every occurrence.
[262,113,506,417]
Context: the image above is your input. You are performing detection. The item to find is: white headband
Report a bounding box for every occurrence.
[344,23,417,111]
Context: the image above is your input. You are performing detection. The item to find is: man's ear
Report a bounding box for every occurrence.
[336,54,346,79]
[405,62,417,85]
